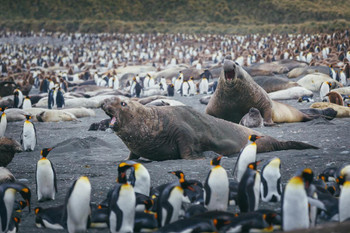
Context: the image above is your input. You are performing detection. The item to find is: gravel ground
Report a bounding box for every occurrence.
[5,87,350,232]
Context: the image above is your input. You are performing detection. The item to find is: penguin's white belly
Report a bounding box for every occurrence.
[41,219,64,230]
[182,83,190,96]
[22,99,32,109]
[339,184,350,222]
[0,115,7,137]
[261,169,281,202]
[199,80,209,94]
[283,187,309,231]
[134,169,150,196]
[37,162,55,200]
[168,187,183,224]
[67,182,91,232]
[237,145,257,182]
[206,167,229,211]
[116,185,135,232]
[3,189,16,232]
[23,123,36,150]
[253,173,261,211]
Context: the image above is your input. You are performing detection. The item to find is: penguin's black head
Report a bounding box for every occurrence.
[19,187,31,212]
[169,170,185,181]
[249,134,262,142]
[41,147,54,158]
[300,168,314,189]
[143,199,154,211]
[34,207,42,215]
[247,160,262,170]
[210,155,223,166]
[117,162,133,184]
[25,115,31,120]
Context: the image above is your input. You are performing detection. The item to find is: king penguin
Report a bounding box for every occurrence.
[337,165,350,222]
[167,84,174,96]
[199,77,209,94]
[233,135,262,182]
[125,161,151,196]
[204,155,229,211]
[21,115,37,152]
[157,170,193,227]
[36,148,57,201]
[237,161,261,213]
[34,205,65,230]
[22,96,32,110]
[260,157,282,202]
[181,80,190,97]
[63,176,91,233]
[109,162,136,233]
[13,89,23,108]
[188,76,196,96]
[0,108,7,137]
[319,81,331,101]
[56,88,65,109]
[0,182,31,233]
[282,175,309,231]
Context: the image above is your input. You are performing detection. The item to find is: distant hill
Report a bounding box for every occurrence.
[1,0,350,33]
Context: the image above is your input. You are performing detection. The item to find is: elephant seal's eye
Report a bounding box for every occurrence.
[121,102,127,107]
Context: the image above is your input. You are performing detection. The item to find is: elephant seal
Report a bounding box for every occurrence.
[101,97,317,161]
[0,137,22,167]
[206,60,312,125]
[239,108,264,128]
[268,86,313,100]
[199,96,212,105]
[252,75,299,93]
[297,73,343,91]
[36,110,78,122]
[311,102,350,118]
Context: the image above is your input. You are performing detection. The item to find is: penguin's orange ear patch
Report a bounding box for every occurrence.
[34,208,40,215]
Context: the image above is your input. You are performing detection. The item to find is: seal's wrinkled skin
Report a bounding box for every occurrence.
[102,97,317,161]
[206,60,312,125]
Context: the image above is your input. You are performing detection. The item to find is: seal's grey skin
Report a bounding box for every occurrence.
[102,97,317,161]
[239,108,264,128]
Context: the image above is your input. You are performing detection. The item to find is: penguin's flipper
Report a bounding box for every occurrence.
[33,123,37,145]
[204,171,212,206]
[307,197,326,211]
[20,130,23,145]
[260,175,268,199]
[232,147,244,177]
[0,197,8,232]
[163,201,174,226]
[62,179,78,228]
[51,161,58,193]
[277,177,282,195]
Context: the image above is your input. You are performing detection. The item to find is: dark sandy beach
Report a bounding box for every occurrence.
[5,87,350,232]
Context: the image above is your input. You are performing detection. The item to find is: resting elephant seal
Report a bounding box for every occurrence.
[311,102,350,118]
[206,60,312,125]
[102,97,317,161]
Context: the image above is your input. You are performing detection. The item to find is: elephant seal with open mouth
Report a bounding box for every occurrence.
[102,97,317,161]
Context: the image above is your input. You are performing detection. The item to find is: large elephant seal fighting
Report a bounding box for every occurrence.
[206,60,312,125]
[102,97,317,161]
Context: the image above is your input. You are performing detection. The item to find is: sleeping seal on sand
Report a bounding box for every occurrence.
[206,60,313,125]
[102,97,317,161]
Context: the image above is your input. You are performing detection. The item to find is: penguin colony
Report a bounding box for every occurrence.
[0,30,349,232]
[2,142,350,232]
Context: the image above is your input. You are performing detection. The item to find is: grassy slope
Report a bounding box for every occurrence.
[1,0,350,33]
